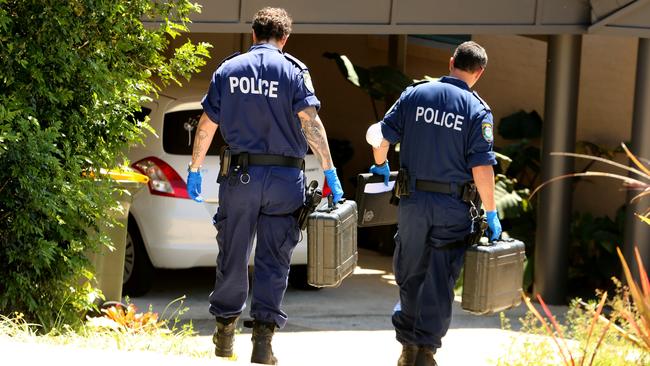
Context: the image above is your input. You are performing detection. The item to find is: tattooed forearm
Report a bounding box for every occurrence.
[190,113,219,169]
[192,130,209,163]
[298,107,334,170]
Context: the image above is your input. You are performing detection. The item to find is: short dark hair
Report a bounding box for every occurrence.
[452,41,488,72]
[252,7,292,41]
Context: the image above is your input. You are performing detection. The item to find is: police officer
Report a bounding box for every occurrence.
[366,41,502,366]
[186,7,343,365]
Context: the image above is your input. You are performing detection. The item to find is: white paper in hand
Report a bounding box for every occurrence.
[363,181,395,194]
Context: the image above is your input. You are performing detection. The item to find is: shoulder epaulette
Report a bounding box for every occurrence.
[283,52,308,71]
[217,52,241,68]
[472,91,491,111]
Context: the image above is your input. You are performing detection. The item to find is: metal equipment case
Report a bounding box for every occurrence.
[461,238,526,315]
[307,199,358,287]
[355,172,398,227]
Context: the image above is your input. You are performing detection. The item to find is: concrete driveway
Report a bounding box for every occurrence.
[129,248,400,335]
[127,248,535,365]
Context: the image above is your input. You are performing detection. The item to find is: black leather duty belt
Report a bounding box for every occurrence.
[231,153,305,170]
[415,179,464,196]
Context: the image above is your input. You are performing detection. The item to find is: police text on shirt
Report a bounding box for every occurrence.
[229,77,279,98]
[415,106,463,131]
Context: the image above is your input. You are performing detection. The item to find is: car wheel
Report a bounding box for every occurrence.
[288,265,321,291]
[122,216,155,297]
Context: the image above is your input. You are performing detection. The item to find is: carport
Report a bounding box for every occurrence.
[173,0,650,303]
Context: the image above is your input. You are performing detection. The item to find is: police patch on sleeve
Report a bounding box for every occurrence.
[303,72,315,93]
[482,122,494,143]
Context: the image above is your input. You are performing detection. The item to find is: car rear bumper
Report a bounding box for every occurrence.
[129,192,307,269]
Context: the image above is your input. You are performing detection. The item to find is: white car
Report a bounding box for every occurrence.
[124,87,323,296]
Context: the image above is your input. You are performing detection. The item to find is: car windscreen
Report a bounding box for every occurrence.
[163,109,225,156]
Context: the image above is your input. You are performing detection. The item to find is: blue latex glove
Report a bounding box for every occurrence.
[324,168,344,204]
[369,160,391,186]
[186,170,204,203]
[486,210,502,241]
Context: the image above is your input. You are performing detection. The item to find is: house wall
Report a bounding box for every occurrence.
[475,34,637,219]
[573,35,637,218]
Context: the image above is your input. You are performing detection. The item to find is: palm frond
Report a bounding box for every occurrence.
[581,292,608,366]
[578,300,645,349]
[522,292,573,365]
[616,247,650,350]
[586,321,611,366]
[631,188,650,203]
[538,294,576,366]
[637,213,650,226]
[621,143,650,177]
[550,152,650,180]
[530,171,648,198]
[634,247,650,300]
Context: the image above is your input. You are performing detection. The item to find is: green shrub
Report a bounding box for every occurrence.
[0,0,210,329]
[568,209,625,296]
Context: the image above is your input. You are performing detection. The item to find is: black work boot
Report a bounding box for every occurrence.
[250,320,278,365]
[415,347,437,366]
[397,344,419,366]
[212,316,239,358]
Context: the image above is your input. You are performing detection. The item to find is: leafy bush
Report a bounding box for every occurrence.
[0,0,210,329]
[497,110,543,140]
[568,209,624,296]
[323,52,414,120]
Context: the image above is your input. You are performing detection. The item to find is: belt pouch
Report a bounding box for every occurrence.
[219,147,232,180]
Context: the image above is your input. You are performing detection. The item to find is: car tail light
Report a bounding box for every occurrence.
[132,157,189,199]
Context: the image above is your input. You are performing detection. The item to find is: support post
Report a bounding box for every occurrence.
[386,35,408,113]
[623,38,650,279]
[240,33,252,53]
[534,35,582,304]
[388,34,407,73]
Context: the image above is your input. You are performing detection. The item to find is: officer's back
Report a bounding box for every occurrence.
[366,40,501,366]
[216,44,309,158]
[396,77,491,184]
[189,8,344,365]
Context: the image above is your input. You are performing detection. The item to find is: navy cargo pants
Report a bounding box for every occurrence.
[392,190,471,350]
[208,166,304,328]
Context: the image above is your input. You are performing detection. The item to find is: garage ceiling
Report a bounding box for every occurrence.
[590,0,650,37]
[173,0,650,36]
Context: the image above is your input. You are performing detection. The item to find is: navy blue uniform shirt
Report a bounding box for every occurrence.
[202,43,320,159]
[380,76,496,184]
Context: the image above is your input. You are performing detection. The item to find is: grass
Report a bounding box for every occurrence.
[0,296,212,359]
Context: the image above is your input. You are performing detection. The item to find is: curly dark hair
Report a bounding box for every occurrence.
[252,7,292,41]
[453,41,488,72]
